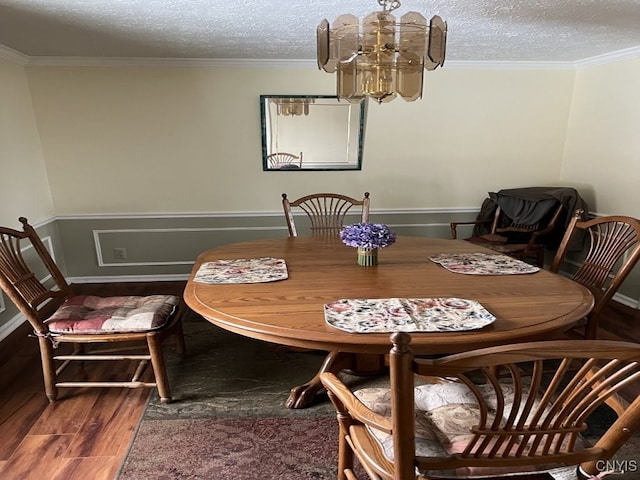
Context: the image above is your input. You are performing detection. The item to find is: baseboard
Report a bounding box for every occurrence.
[611,292,640,310]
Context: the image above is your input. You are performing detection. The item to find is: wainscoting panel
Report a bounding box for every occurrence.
[57,214,290,279]
[55,210,469,279]
[93,227,290,267]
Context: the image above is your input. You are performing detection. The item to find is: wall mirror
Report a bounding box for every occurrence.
[260,95,367,171]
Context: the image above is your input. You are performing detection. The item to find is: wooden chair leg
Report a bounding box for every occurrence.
[38,336,58,402]
[173,316,186,358]
[147,334,171,403]
[337,414,354,480]
[326,389,356,480]
[165,304,187,358]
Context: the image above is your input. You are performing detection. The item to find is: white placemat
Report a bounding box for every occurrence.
[429,252,540,275]
[324,298,496,333]
[193,257,288,284]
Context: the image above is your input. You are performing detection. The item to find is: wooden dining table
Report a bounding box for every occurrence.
[183,235,594,408]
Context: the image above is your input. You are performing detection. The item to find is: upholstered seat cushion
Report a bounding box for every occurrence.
[354,385,450,459]
[354,381,587,478]
[45,295,179,334]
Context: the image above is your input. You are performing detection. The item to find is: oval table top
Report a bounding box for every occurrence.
[184,235,594,356]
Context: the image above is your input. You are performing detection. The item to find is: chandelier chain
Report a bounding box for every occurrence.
[378,0,401,12]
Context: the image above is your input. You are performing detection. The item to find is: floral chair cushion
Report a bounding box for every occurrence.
[45,295,179,334]
[354,386,450,459]
[354,380,588,478]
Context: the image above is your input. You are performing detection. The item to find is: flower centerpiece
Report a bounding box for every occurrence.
[340,222,397,266]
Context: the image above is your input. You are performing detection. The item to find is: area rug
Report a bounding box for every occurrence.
[119,312,352,479]
[118,313,640,480]
[119,416,340,479]
[120,416,640,480]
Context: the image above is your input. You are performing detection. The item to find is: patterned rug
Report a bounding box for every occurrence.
[119,416,340,479]
[118,313,640,480]
[119,313,349,479]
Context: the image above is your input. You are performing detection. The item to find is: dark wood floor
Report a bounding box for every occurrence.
[0,282,639,480]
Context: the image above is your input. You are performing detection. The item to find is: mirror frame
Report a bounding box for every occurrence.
[260,95,367,171]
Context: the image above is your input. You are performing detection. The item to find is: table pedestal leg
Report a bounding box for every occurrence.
[285,352,386,409]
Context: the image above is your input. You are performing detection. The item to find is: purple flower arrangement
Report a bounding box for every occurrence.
[339,222,397,250]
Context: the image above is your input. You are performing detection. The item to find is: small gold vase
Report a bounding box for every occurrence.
[357,247,378,266]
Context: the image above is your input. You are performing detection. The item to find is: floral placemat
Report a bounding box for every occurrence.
[324,298,496,333]
[193,257,288,284]
[429,253,540,275]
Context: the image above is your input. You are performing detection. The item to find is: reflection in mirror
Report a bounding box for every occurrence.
[260,95,366,171]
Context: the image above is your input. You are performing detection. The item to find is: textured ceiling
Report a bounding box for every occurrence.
[0,0,639,62]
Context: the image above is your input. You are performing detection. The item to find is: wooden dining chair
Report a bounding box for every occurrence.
[321,332,640,480]
[282,192,370,237]
[0,217,186,403]
[450,203,564,268]
[549,209,640,340]
[266,152,302,169]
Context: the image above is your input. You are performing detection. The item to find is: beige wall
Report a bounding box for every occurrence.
[3,55,640,338]
[0,57,56,339]
[24,65,576,214]
[561,57,640,302]
[0,58,53,227]
[562,58,640,216]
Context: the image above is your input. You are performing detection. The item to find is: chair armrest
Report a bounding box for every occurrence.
[450,219,491,240]
[320,372,393,434]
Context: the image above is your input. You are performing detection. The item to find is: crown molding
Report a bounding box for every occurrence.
[443,60,576,70]
[0,44,28,65]
[0,44,634,70]
[23,56,581,70]
[25,56,316,68]
[574,46,640,69]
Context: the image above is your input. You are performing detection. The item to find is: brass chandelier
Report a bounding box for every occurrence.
[316,0,447,103]
[273,97,315,116]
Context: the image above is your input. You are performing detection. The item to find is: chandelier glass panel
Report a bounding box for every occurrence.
[273,97,315,116]
[317,0,447,103]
